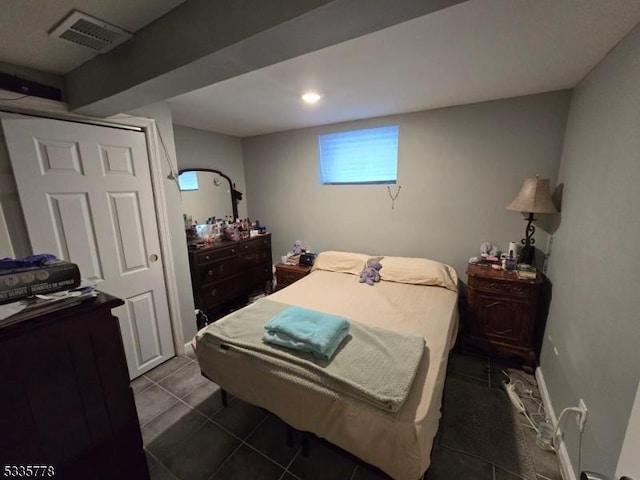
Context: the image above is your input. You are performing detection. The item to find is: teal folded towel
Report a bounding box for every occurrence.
[263,328,349,360]
[263,306,350,360]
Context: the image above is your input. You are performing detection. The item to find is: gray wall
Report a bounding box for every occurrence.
[540,23,640,477]
[173,124,247,219]
[242,91,571,279]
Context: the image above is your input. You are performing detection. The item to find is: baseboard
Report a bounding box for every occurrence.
[535,366,577,480]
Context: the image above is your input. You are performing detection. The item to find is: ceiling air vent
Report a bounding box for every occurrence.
[49,11,132,53]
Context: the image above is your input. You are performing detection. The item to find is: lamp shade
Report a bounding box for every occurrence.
[506,177,558,214]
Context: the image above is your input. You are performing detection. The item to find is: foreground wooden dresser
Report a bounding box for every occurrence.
[465,264,543,372]
[0,293,149,480]
[188,234,272,314]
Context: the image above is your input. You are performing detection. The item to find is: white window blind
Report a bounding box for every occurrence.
[178,171,199,191]
[318,125,399,184]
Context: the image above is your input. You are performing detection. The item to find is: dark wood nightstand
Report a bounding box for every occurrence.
[465,263,543,372]
[275,263,312,291]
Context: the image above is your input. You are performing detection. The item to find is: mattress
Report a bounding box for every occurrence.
[194,269,458,480]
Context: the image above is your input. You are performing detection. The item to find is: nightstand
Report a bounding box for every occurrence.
[465,263,543,372]
[275,263,312,291]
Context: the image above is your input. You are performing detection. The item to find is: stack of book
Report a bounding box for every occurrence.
[517,265,538,280]
[0,286,97,328]
[1,257,89,328]
[0,259,81,304]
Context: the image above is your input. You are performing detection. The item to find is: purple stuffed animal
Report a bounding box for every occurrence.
[359,260,382,286]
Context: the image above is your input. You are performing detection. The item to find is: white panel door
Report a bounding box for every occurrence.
[1,114,175,378]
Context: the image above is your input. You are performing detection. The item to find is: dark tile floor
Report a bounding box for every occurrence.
[133,350,562,480]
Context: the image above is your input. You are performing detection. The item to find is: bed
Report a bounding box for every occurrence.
[193,251,459,480]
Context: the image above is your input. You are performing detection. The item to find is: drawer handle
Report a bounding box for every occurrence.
[206,266,224,276]
[207,267,224,276]
[494,328,513,335]
[244,245,250,249]
[231,248,236,253]
[284,274,295,281]
[210,289,218,297]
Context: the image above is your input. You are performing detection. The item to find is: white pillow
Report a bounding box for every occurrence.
[312,251,373,276]
[379,256,458,292]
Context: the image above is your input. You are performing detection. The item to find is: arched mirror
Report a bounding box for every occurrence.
[178,169,243,223]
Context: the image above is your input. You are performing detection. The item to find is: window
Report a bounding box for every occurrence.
[178,171,199,191]
[318,125,399,184]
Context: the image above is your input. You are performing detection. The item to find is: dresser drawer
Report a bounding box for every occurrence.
[199,279,239,307]
[276,269,306,286]
[468,275,533,298]
[240,250,271,268]
[193,244,241,265]
[275,264,311,290]
[199,264,272,308]
[194,237,271,265]
[198,255,241,285]
[196,256,270,286]
[249,264,273,283]
[236,236,271,252]
[253,236,271,250]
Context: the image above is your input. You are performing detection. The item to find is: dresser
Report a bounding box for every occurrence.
[465,264,543,371]
[0,293,149,480]
[275,263,312,291]
[188,234,273,314]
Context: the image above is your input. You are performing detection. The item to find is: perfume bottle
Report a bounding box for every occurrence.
[505,250,518,271]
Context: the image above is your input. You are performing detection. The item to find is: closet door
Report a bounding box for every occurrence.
[2,114,175,378]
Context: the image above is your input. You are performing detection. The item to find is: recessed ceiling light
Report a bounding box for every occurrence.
[301,92,322,104]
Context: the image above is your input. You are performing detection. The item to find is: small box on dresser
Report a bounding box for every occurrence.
[465,263,543,372]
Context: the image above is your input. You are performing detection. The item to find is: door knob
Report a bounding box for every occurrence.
[149,254,159,262]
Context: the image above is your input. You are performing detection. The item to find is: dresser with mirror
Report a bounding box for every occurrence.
[179,169,272,321]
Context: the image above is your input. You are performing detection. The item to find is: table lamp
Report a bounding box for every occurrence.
[506,175,557,266]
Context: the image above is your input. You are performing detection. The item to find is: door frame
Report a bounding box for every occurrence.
[0,93,185,354]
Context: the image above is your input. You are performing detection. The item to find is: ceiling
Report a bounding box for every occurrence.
[1,0,640,137]
[0,0,186,74]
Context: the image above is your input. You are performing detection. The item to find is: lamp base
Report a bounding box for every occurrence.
[520,212,536,266]
[520,244,535,266]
